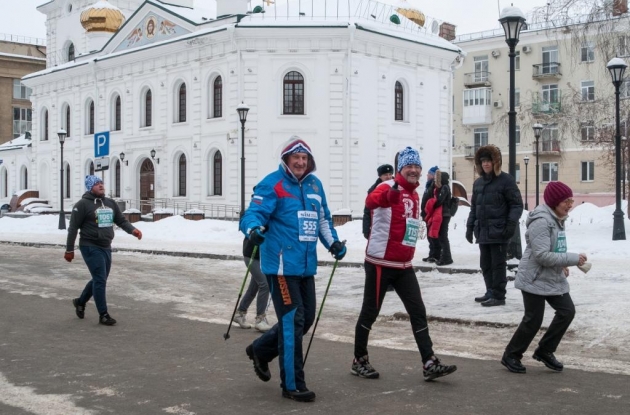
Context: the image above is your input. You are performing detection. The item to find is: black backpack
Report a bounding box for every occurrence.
[449,196,459,217]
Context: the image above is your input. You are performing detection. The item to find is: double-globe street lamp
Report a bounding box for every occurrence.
[533,123,543,207]
[523,156,530,211]
[236,102,250,218]
[499,7,526,179]
[607,57,628,240]
[57,129,67,230]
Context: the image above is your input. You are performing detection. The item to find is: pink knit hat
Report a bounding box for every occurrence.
[544,181,573,208]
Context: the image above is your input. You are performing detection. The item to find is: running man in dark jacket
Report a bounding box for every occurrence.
[65,175,142,325]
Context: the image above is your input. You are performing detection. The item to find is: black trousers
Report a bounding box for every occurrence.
[437,217,452,262]
[479,243,507,300]
[354,262,434,363]
[505,291,575,360]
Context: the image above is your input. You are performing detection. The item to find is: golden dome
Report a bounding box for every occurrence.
[80,0,125,33]
[397,8,426,27]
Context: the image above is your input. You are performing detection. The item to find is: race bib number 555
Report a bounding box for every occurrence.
[298,210,318,242]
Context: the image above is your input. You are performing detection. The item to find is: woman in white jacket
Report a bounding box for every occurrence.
[501,181,587,374]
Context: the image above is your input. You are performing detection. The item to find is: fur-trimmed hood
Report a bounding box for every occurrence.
[474,145,503,177]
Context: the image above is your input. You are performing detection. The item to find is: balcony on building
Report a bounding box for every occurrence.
[532,62,562,79]
[462,87,492,125]
[464,71,492,88]
[533,139,561,155]
[531,98,562,117]
[464,145,480,159]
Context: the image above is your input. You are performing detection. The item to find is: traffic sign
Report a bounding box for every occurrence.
[94,131,110,158]
[95,157,110,172]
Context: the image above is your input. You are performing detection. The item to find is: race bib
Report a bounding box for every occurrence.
[96,207,114,228]
[554,230,567,253]
[402,217,421,247]
[298,210,318,242]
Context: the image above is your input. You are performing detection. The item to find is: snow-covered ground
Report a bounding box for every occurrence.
[1,203,629,375]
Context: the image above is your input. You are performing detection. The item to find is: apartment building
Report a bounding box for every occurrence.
[452,10,630,207]
[0,35,47,145]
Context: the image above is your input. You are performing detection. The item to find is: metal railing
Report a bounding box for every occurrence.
[0,33,46,46]
[541,139,561,152]
[533,62,562,77]
[532,100,562,114]
[465,145,480,158]
[464,71,491,86]
[118,198,241,220]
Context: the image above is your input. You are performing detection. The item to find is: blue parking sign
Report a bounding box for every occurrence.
[94,131,110,158]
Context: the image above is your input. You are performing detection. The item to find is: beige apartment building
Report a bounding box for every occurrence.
[0,36,46,145]
[452,11,630,208]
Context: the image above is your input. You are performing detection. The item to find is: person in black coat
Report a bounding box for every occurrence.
[420,166,439,262]
[362,164,394,239]
[466,145,523,307]
[434,171,454,266]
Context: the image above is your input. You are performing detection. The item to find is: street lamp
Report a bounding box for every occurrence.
[533,123,543,207]
[236,102,250,217]
[499,6,526,179]
[119,151,128,166]
[523,156,530,211]
[607,57,628,240]
[57,129,67,230]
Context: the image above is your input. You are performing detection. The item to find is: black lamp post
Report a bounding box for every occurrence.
[523,156,529,211]
[119,151,128,166]
[533,123,543,207]
[236,102,250,217]
[499,7,526,179]
[57,129,67,230]
[607,57,628,240]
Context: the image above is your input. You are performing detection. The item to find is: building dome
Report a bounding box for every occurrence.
[394,0,426,27]
[80,0,125,33]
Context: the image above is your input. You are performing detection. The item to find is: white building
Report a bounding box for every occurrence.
[20,0,461,217]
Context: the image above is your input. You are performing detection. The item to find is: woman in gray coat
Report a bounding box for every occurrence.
[501,181,587,374]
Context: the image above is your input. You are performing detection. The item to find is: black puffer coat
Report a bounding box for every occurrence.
[435,171,453,218]
[362,178,383,238]
[466,145,523,244]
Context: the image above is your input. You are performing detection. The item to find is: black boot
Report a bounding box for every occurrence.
[481,298,506,307]
[532,348,563,372]
[436,258,453,266]
[72,298,85,319]
[246,344,271,381]
[282,389,316,402]
[99,313,116,326]
[501,353,526,373]
[474,291,492,303]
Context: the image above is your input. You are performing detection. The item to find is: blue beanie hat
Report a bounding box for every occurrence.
[85,175,103,191]
[397,147,422,172]
[428,166,439,175]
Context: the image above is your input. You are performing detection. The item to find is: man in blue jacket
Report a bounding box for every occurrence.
[240,136,347,402]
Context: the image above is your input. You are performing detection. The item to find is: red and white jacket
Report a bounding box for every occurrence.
[365,173,420,269]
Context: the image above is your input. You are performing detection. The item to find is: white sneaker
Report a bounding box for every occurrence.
[233,310,252,329]
[254,314,271,332]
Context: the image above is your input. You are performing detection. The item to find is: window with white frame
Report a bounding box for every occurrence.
[114,160,121,198]
[515,163,521,183]
[86,99,94,135]
[211,76,223,118]
[64,163,71,199]
[474,127,488,147]
[208,150,222,196]
[621,79,630,99]
[581,161,594,181]
[142,89,152,127]
[515,51,520,70]
[542,162,559,182]
[13,79,32,100]
[463,88,491,107]
[619,36,630,57]
[13,107,32,138]
[515,125,521,145]
[581,81,595,101]
[67,42,75,62]
[283,71,305,115]
[541,124,559,151]
[394,81,404,121]
[581,123,595,141]
[41,108,49,141]
[176,82,187,123]
[515,88,520,106]
[111,95,122,131]
[581,43,595,62]
[473,55,489,82]
[62,103,71,137]
[177,154,187,197]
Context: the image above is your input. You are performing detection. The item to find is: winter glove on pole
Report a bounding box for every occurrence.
[465,227,474,244]
[329,240,347,260]
[387,182,401,204]
[64,251,74,262]
[132,229,143,240]
[501,221,517,240]
[249,227,266,246]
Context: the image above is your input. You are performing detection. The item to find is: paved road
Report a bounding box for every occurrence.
[0,246,628,415]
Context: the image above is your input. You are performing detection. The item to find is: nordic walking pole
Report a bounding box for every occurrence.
[304,240,345,365]
[223,245,258,341]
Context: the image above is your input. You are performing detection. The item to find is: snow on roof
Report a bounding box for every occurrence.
[153,0,215,24]
[0,134,32,152]
[87,0,123,11]
[0,52,46,61]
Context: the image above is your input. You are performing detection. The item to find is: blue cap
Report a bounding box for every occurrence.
[85,175,103,191]
[397,147,422,172]
[428,166,439,175]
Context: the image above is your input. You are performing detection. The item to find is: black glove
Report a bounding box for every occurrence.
[466,227,474,244]
[329,240,347,260]
[502,221,517,240]
[248,227,266,246]
[387,182,401,204]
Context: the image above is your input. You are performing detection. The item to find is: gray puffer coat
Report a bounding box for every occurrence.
[514,204,580,296]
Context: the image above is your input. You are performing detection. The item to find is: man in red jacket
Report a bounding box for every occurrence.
[351,147,457,382]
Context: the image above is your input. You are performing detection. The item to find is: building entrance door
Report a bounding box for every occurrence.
[139,159,155,214]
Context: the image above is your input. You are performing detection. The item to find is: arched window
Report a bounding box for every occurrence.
[178,154,187,196]
[21,166,28,190]
[64,163,71,199]
[213,76,222,118]
[1,167,7,198]
[178,83,186,122]
[68,43,75,62]
[283,71,304,115]
[64,104,71,137]
[213,151,222,196]
[144,89,152,127]
[87,100,94,135]
[89,161,95,176]
[113,95,121,131]
[42,109,49,141]
[114,159,121,198]
[395,81,404,121]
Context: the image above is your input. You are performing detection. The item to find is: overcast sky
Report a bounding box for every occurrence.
[1,0,549,40]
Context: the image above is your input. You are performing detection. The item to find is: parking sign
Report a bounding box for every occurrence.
[94,131,110,158]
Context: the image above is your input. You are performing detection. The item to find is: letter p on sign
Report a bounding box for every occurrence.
[94,131,110,158]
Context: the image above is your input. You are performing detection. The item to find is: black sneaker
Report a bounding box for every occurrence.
[532,348,563,372]
[282,389,316,402]
[422,257,438,263]
[501,353,526,373]
[351,355,380,379]
[423,357,457,381]
[481,298,506,307]
[436,259,453,266]
[99,313,117,326]
[474,292,492,302]
[72,298,85,319]
[246,344,271,382]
